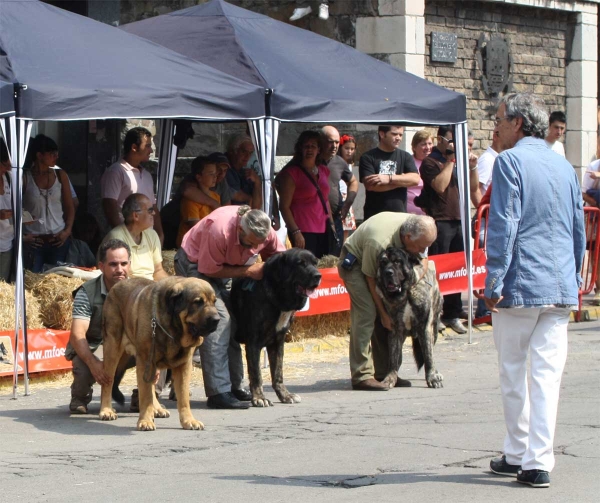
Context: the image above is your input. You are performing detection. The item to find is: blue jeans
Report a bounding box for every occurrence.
[24,238,71,273]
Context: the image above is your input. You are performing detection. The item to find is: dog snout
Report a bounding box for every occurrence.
[203,314,220,334]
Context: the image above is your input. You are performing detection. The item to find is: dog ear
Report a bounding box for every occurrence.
[264,251,286,284]
[166,281,186,320]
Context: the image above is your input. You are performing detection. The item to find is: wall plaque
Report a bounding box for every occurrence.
[431,32,457,63]
[477,33,513,96]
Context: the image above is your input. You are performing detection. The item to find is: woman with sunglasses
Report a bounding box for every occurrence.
[22,134,75,272]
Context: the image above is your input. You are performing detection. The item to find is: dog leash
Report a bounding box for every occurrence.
[143,296,175,383]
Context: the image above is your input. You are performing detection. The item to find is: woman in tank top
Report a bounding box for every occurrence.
[0,141,13,282]
[22,135,75,272]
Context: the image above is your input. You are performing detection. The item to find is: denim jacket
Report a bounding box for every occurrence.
[484,137,586,307]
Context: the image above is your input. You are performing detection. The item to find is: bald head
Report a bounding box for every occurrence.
[320,125,340,160]
[400,215,437,256]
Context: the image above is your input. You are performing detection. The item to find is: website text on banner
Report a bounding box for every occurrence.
[0,329,72,377]
[296,249,487,317]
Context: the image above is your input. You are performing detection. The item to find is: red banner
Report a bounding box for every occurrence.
[296,249,487,317]
[0,329,72,377]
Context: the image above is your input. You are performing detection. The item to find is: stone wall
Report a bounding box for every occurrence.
[424,0,572,151]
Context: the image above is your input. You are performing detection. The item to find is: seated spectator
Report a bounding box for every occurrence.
[407,130,433,216]
[102,193,168,281]
[0,141,13,282]
[65,238,131,414]
[545,111,566,157]
[226,134,262,209]
[276,130,332,259]
[176,156,220,247]
[22,134,75,273]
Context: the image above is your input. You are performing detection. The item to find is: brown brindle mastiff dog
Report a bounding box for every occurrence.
[98,276,219,431]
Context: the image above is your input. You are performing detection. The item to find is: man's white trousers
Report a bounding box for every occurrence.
[492,307,570,472]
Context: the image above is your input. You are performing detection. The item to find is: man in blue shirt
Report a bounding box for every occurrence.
[484,93,585,488]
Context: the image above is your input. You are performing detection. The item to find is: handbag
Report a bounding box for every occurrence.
[292,165,341,250]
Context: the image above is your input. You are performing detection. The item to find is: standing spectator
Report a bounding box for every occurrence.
[544,111,566,158]
[477,131,502,195]
[338,134,358,240]
[0,141,13,282]
[276,131,332,259]
[485,93,585,488]
[225,134,262,209]
[22,135,75,273]
[101,127,164,244]
[320,126,358,255]
[65,239,131,414]
[359,125,419,221]
[582,157,600,305]
[174,205,285,409]
[407,130,433,216]
[102,193,168,282]
[176,156,220,247]
[417,126,477,334]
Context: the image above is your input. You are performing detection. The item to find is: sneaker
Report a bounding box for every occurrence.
[289,6,311,21]
[69,404,88,415]
[318,3,329,20]
[489,455,521,477]
[516,469,550,488]
[437,320,446,333]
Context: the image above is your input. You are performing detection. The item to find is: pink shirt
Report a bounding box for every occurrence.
[181,205,285,275]
[286,164,330,233]
[406,156,425,216]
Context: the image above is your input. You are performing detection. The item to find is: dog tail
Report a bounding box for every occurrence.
[412,338,425,371]
[111,354,136,405]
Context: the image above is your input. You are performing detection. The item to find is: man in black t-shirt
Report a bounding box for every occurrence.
[359,125,420,220]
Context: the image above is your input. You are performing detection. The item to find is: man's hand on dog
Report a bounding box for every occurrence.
[91,358,112,386]
[246,262,265,280]
[380,311,393,331]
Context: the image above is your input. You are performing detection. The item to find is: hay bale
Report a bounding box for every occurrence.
[0,281,44,331]
[162,249,176,276]
[24,270,45,290]
[287,311,350,342]
[29,274,85,330]
[317,254,339,269]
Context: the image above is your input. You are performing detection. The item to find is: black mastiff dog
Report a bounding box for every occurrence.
[376,246,444,389]
[231,248,321,407]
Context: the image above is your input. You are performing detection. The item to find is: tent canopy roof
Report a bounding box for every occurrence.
[122,0,466,124]
[0,0,265,121]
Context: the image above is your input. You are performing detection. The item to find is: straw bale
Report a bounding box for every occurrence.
[317,254,339,269]
[0,281,45,331]
[287,311,350,341]
[162,249,177,276]
[29,274,85,330]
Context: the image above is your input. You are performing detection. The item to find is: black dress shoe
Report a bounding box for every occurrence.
[232,388,252,401]
[395,377,412,387]
[206,392,250,410]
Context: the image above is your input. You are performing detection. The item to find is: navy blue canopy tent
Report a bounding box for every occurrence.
[122,0,475,339]
[0,0,267,393]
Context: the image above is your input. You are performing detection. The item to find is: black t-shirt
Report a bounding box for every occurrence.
[359,147,417,220]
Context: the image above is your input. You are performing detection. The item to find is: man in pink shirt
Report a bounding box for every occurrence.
[174,205,285,409]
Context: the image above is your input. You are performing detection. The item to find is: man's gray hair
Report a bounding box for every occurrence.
[501,93,549,139]
[227,134,253,154]
[122,193,147,224]
[400,215,437,240]
[237,205,271,240]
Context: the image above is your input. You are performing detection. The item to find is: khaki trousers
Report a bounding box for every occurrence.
[338,261,389,385]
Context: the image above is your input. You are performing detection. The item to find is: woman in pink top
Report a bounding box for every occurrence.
[406,130,433,216]
[276,131,331,258]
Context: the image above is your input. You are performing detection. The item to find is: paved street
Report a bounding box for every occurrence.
[0,318,598,503]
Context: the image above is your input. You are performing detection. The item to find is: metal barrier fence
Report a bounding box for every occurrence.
[472,204,600,323]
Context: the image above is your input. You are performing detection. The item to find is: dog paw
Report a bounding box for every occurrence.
[281,393,301,404]
[181,418,204,430]
[251,397,273,407]
[137,419,156,431]
[153,407,171,419]
[426,372,444,389]
[98,408,118,421]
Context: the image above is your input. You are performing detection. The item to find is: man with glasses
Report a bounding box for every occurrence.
[66,238,131,414]
[102,193,168,281]
[485,93,585,488]
[417,126,478,334]
[101,127,164,245]
[174,205,285,409]
[225,134,263,209]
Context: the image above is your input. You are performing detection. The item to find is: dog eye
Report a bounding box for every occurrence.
[193,298,205,306]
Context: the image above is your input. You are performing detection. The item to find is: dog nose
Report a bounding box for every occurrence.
[204,315,220,333]
[313,272,322,282]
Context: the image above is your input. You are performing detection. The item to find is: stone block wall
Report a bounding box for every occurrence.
[425,0,572,151]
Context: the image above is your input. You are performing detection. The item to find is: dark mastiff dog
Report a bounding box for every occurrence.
[231,248,321,407]
[376,246,443,389]
[99,276,219,431]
